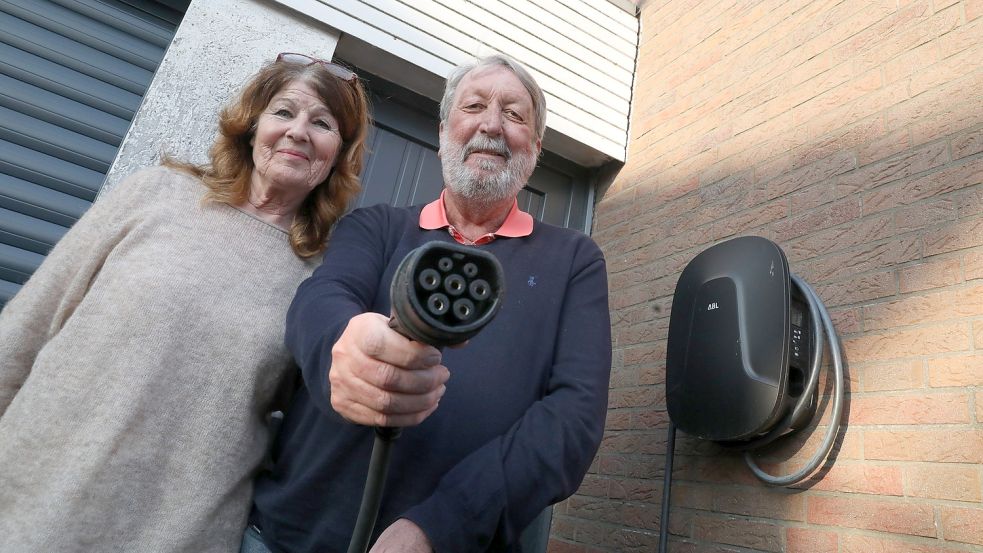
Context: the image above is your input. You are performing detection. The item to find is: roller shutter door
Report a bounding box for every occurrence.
[0,0,189,307]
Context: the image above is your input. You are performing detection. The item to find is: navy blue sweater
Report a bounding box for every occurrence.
[251,203,612,552]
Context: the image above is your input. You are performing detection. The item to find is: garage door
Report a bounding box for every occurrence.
[0,0,190,307]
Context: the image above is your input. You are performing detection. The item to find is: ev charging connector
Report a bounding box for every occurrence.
[347,241,505,553]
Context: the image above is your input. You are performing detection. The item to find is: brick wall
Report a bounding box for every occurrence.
[552,1,983,551]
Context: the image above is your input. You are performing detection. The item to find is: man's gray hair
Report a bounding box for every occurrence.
[439,54,547,140]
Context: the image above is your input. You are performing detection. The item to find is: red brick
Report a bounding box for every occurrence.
[622,340,666,366]
[956,186,983,219]
[969,0,983,21]
[670,481,716,511]
[833,2,931,63]
[928,352,983,386]
[938,11,983,57]
[895,197,959,233]
[630,407,670,431]
[791,69,882,127]
[853,4,961,75]
[597,454,626,477]
[906,463,982,501]
[602,361,637,387]
[830,307,862,334]
[924,217,983,256]
[786,527,838,552]
[864,283,983,330]
[807,495,936,536]
[614,319,666,348]
[886,71,979,131]
[795,117,888,171]
[863,157,983,215]
[607,387,660,410]
[710,201,788,240]
[857,128,912,167]
[845,321,969,362]
[546,539,603,553]
[789,462,904,495]
[574,475,611,499]
[882,40,939,85]
[607,476,660,503]
[941,505,983,546]
[604,409,632,430]
[848,391,971,424]
[952,127,983,161]
[841,534,952,552]
[963,250,983,280]
[775,196,861,240]
[799,1,897,58]
[866,429,983,462]
[813,269,896,306]
[977,390,983,422]
[900,256,962,292]
[800,236,922,283]
[862,359,925,391]
[840,142,950,193]
[911,99,983,146]
[799,80,911,145]
[712,487,807,521]
[693,516,782,552]
[638,363,666,386]
[784,214,894,262]
[910,45,983,97]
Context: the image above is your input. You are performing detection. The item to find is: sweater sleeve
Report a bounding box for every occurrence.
[0,169,157,415]
[405,238,613,552]
[284,205,391,416]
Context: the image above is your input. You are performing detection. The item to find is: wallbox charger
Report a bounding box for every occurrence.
[665,235,816,442]
[658,236,844,552]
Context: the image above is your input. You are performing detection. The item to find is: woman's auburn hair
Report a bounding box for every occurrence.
[165,59,370,258]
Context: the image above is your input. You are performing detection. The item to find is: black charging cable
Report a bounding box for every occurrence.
[346,241,505,553]
[657,274,844,552]
[743,275,844,485]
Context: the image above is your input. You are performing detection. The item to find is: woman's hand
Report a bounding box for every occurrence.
[329,313,449,427]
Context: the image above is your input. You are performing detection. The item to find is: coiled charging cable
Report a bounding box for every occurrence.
[658,274,844,551]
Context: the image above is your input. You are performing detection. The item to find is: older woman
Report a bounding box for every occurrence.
[0,53,369,552]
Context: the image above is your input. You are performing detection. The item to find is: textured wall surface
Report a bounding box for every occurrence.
[560,0,983,551]
[103,0,340,192]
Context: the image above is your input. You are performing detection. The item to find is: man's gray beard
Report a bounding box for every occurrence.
[440,133,536,207]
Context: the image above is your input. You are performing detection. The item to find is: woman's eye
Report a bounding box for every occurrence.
[273,108,292,118]
[314,120,334,131]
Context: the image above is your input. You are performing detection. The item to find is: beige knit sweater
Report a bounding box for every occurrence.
[0,166,321,552]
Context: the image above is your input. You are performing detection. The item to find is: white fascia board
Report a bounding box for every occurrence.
[271,0,630,163]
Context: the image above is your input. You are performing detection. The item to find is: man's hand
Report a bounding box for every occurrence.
[330,313,449,427]
[369,518,434,553]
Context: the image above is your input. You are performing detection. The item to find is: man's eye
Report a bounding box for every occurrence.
[505,109,523,121]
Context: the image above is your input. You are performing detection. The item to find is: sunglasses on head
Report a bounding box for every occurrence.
[276,52,358,82]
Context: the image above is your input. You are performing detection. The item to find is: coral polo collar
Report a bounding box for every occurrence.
[419,190,534,246]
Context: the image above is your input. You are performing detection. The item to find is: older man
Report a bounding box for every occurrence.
[248,54,612,553]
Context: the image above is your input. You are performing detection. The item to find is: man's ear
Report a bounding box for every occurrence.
[437,122,445,159]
